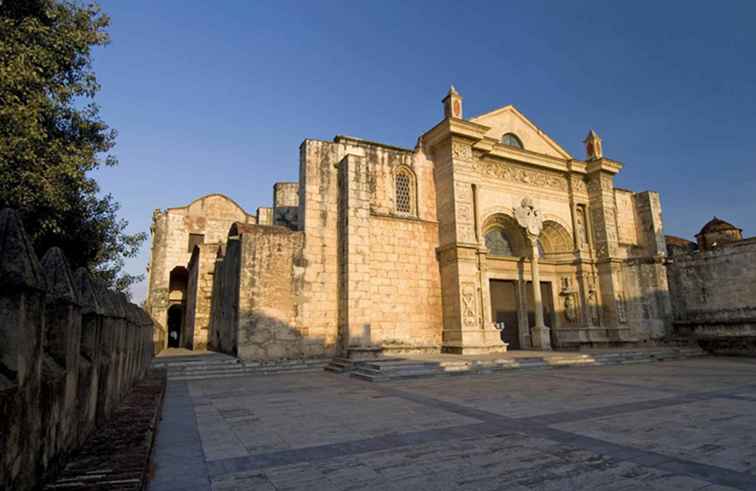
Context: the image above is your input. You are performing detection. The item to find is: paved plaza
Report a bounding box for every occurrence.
[149,357,756,490]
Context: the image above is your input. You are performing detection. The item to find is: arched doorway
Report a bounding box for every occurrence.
[483,214,528,348]
[167,304,183,348]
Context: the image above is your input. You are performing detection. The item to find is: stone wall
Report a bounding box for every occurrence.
[0,209,154,491]
[333,136,443,352]
[209,239,241,355]
[236,226,310,360]
[367,215,442,349]
[184,242,220,350]
[667,237,756,354]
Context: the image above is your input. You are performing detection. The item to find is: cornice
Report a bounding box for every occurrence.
[422,118,489,149]
[478,140,569,173]
[586,158,624,175]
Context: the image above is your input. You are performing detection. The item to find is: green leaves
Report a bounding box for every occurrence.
[0,1,144,298]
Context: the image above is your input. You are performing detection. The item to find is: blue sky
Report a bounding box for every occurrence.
[90,0,756,302]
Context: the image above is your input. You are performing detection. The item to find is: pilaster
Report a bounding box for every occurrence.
[337,154,373,350]
[429,130,507,354]
[586,158,632,341]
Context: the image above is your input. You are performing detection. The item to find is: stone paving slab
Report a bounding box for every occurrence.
[149,356,756,490]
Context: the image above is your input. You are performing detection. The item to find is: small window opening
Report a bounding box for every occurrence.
[395,170,414,215]
[501,133,524,149]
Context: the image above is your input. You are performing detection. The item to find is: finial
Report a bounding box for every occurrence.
[583,129,603,160]
[442,85,463,119]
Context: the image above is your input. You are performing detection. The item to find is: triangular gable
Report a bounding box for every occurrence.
[469,105,573,160]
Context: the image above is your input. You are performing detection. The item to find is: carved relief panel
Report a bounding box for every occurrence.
[454,181,477,244]
[473,160,568,192]
[461,282,479,327]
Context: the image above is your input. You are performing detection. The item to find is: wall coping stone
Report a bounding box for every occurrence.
[0,208,46,292]
[40,247,81,306]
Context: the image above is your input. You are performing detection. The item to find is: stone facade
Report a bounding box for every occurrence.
[0,209,154,491]
[145,194,256,349]
[146,88,673,360]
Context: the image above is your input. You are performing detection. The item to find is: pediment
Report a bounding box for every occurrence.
[469,105,572,160]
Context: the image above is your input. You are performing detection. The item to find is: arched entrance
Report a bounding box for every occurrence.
[167,304,183,348]
[483,213,568,350]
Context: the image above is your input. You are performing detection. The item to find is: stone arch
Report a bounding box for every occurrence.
[482,213,529,257]
[168,266,188,302]
[393,165,417,215]
[541,220,573,254]
[185,193,250,218]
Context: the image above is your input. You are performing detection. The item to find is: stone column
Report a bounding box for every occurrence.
[514,198,551,351]
[528,236,550,350]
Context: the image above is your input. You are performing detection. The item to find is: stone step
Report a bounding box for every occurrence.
[153,359,241,370]
[168,363,329,381]
[361,361,443,372]
[344,347,708,382]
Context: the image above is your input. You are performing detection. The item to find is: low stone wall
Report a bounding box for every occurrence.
[667,237,756,355]
[0,209,155,491]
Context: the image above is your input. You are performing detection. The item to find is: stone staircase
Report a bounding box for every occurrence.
[345,346,707,383]
[153,351,329,381]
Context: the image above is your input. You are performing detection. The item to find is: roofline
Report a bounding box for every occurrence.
[334,135,415,153]
[166,193,254,216]
[469,104,574,160]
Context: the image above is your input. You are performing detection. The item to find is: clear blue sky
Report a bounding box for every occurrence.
[90,0,756,302]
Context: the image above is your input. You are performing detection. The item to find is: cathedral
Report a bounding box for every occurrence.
[145,88,671,361]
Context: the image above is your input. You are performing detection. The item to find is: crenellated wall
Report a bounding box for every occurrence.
[0,209,155,491]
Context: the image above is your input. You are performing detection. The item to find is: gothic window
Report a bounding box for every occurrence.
[485,228,514,256]
[501,133,524,149]
[395,168,415,215]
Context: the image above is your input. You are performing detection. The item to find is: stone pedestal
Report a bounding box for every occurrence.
[443,326,508,355]
[530,326,551,350]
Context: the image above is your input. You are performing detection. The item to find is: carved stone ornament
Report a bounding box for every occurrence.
[616,293,627,324]
[564,294,578,322]
[473,161,568,192]
[513,197,543,238]
[451,142,473,161]
[461,282,478,327]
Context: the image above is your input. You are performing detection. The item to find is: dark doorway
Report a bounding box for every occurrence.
[167,304,183,348]
[525,281,555,329]
[490,280,520,349]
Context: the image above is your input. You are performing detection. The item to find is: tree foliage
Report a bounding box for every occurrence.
[0,0,145,296]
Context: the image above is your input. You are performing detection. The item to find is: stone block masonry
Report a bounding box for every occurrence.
[668,236,756,355]
[0,209,156,491]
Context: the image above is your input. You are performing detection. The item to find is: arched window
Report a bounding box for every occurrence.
[485,228,514,256]
[394,167,415,215]
[501,133,524,149]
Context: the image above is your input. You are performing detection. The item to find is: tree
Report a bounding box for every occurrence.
[0,0,145,297]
